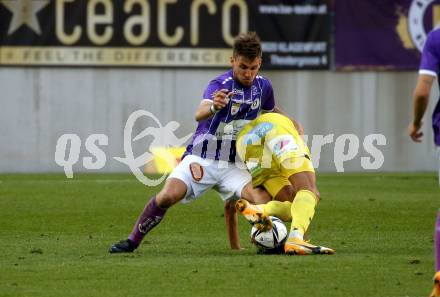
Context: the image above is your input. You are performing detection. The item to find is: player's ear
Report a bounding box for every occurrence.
[229,56,234,66]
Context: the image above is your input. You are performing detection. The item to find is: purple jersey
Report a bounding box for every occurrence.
[419,28,440,146]
[185,69,275,162]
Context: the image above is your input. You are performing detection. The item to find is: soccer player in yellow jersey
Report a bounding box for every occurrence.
[235,112,335,255]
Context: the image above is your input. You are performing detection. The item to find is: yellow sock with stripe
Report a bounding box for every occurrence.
[260,201,292,222]
[289,190,317,240]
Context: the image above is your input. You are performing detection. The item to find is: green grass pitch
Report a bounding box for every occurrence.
[0,173,438,297]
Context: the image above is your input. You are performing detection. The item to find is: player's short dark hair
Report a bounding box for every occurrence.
[233,32,262,60]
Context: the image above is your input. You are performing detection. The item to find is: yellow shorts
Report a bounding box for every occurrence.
[262,176,291,198]
[262,162,315,198]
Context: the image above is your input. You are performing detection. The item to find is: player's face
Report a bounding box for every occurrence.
[230,55,261,87]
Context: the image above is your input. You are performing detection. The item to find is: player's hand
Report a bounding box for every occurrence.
[212,89,232,111]
[408,121,423,142]
[295,122,304,135]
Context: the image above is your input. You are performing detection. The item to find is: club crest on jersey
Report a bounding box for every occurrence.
[189,162,204,181]
[231,103,240,115]
[251,98,260,110]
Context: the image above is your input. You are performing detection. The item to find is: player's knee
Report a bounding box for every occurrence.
[240,183,271,204]
[295,186,320,202]
[156,178,187,208]
[156,189,182,208]
[313,189,321,202]
[305,188,320,202]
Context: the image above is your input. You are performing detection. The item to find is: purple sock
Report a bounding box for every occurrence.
[436,209,440,271]
[128,196,167,246]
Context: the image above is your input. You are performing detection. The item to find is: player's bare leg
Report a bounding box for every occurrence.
[240,183,272,204]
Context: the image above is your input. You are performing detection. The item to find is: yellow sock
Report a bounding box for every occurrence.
[260,201,292,222]
[289,190,317,239]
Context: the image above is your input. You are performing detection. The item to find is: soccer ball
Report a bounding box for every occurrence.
[250,216,287,253]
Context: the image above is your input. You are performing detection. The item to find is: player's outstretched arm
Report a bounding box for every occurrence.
[224,199,241,250]
[271,105,304,135]
[408,74,434,142]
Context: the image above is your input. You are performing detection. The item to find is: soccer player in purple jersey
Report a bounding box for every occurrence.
[110,32,297,253]
[408,28,440,185]
[408,29,440,296]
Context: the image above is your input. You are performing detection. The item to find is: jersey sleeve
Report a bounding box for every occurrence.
[261,79,275,111]
[419,31,440,77]
[202,80,223,101]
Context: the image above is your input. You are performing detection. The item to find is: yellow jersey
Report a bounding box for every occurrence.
[236,113,314,190]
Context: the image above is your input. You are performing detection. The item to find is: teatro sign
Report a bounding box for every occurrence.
[0,0,329,69]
